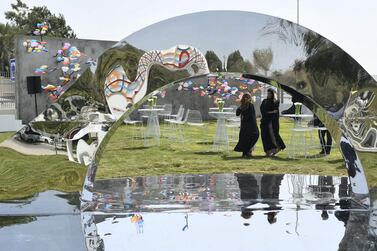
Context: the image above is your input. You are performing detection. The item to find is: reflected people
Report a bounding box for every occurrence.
[236,173,259,204]
[260,88,286,156]
[234,93,259,158]
[310,115,332,155]
[321,210,329,221]
[241,207,254,220]
[266,211,278,224]
[236,173,283,224]
[281,94,304,115]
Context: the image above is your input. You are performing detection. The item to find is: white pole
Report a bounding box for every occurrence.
[297,0,300,24]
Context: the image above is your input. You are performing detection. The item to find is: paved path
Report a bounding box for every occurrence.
[0,136,66,155]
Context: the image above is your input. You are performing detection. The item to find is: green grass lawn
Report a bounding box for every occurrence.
[1,117,376,201]
[0,132,86,201]
[0,131,14,143]
[98,118,348,180]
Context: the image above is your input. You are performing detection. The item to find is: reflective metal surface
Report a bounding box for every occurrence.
[9,11,377,249]
[0,191,85,251]
[92,11,375,200]
[81,172,377,251]
[16,12,376,192]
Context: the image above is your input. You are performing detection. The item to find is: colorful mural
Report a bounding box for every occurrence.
[104,45,209,117]
[23,21,50,53]
[173,73,261,105]
[36,42,94,102]
[32,20,50,37]
[23,39,48,53]
[34,65,49,75]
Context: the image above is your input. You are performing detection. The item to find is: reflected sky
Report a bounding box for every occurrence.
[82,172,376,250]
[0,190,80,216]
[94,210,346,251]
[124,11,305,71]
[0,191,85,251]
[0,215,85,251]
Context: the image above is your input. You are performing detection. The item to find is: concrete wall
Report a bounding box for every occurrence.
[0,114,23,132]
[15,35,116,123]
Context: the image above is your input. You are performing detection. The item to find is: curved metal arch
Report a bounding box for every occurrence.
[75,11,377,250]
[79,11,376,206]
[84,72,369,208]
[103,45,209,118]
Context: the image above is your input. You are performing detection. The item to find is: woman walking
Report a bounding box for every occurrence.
[260,88,286,156]
[234,93,259,158]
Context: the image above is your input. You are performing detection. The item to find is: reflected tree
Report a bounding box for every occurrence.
[148,64,189,93]
[253,48,273,76]
[0,216,36,228]
[56,192,81,210]
[227,50,255,73]
[205,50,223,72]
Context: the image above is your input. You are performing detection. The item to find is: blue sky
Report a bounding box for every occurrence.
[1,0,376,74]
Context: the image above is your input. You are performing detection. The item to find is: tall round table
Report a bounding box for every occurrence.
[281,114,314,158]
[209,111,234,152]
[138,108,164,147]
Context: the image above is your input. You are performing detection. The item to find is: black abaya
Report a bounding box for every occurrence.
[260,99,286,153]
[234,104,259,154]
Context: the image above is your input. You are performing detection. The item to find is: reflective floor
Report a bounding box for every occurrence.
[2,173,377,251]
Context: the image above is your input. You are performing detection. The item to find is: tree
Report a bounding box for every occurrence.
[5,0,76,38]
[0,23,18,72]
[205,50,222,72]
[253,48,273,76]
[0,0,76,72]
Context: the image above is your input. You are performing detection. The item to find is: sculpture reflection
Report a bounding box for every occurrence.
[81,172,377,250]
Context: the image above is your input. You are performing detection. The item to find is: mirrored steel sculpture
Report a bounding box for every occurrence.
[12,11,377,250]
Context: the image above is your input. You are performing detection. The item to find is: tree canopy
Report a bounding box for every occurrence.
[5,0,76,38]
[0,23,18,72]
[0,0,76,72]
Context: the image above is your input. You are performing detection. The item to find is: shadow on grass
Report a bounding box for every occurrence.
[328,159,344,164]
[268,156,296,162]
[121,146,150,150]
[222,155,266,160]
[336,165,346,170]
[196,141,214,145]
[194,151,222,156]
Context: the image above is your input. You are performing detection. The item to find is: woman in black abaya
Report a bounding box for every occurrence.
[234,93,259,158]
[260,88,286,156]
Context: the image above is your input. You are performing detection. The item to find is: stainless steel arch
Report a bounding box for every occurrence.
[88,11,376,199]
[71,10,377,250]
[23,11,375,204]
